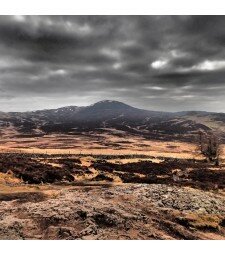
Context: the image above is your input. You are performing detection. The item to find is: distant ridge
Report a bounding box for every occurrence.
[0,100,225,142]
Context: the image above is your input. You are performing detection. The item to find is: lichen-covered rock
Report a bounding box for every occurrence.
[0,184,225,240]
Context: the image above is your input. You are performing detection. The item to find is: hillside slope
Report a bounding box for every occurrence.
[0,100,224,142]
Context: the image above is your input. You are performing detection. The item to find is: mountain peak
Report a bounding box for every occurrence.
[92,100,122,105]
[91,100,132,109]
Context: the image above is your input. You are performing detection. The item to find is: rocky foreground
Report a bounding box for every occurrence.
[0,183,225,240]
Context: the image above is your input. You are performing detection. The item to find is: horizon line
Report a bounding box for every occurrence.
[1,99,223,114]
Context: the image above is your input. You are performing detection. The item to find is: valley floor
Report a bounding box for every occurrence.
[0,128,206,159]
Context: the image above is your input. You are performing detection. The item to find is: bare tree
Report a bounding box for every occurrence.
[198,131,221,165]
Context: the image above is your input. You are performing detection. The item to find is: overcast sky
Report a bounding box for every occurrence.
[0,15,225,112]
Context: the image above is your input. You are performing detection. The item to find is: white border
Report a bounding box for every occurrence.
[0,240,225,255]
[0,0,225,14]
[0,0,225,253]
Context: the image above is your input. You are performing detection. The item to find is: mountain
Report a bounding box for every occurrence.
[1,100,225,142]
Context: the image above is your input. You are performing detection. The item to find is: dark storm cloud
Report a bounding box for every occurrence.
[0,15,225,112]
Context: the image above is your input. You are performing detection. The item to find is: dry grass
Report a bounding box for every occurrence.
[0,172,58,195]
[0,131,204,159]
[0,172,22,185]
[107,158,163,164]
[178,213,223,230]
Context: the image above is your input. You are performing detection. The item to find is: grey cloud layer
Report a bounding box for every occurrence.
[0,15,225,112]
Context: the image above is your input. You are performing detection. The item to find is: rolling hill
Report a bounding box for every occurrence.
[0,100,225,142]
